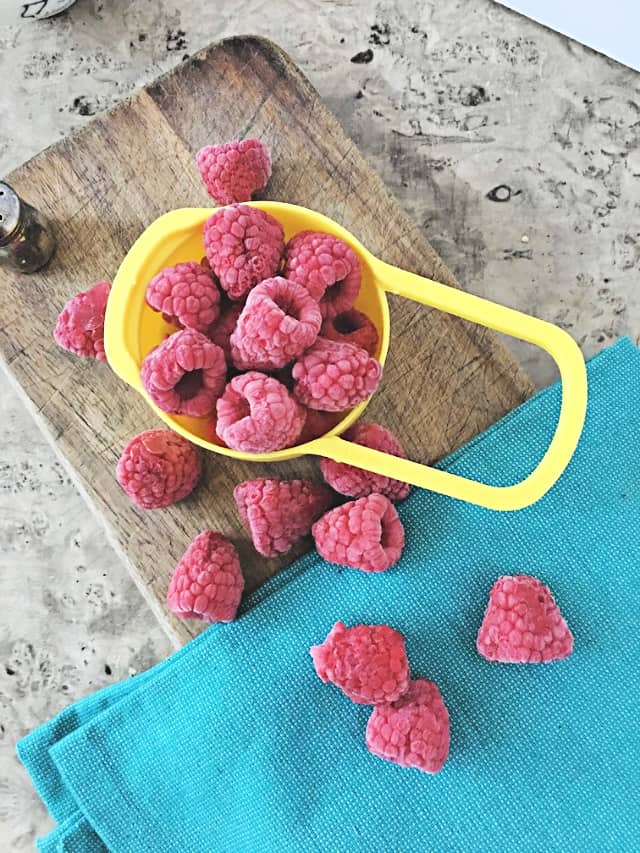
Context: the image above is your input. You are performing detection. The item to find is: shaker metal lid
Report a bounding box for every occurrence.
[0,183,21,243]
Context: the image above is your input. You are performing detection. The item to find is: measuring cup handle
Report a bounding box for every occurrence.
[311,261,588,511]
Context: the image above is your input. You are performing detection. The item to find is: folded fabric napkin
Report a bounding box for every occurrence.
[19,339,640,852]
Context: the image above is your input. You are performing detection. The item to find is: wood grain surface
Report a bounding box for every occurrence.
[0,36,533,647]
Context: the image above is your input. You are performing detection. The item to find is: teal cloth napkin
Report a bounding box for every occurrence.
[18,339,640,852]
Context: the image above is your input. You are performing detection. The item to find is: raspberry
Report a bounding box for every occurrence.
[145,261,220,332]
[299,409,344,443]
[216,372,306,453]
[292,338,381,412]
[116,429,201,510]
[197,139,271,205]
[140,329,226,417]
[320,309,379,356]
[366,678,450,774]
[208,301,243,361]
[476,574,574,664]
[312,493,404,572]
[284,230,361,318]
[203,204,284,300]
[230,277,321,371]
[310,621,410,705]
[54,280,111,361]
[234,478,333,557]
[320,422,411,502]
[167,531,244,623]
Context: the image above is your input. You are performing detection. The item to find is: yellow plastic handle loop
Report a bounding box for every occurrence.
[313,260,588,511]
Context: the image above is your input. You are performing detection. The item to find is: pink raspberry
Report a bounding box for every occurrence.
[140,329,226,417]
[320,422,411,502]
[197,138,271,205]
[203,204,284,300]
[116,429,201,510]
[167,531,244,623]
[284,230,361,318]
[145,261,221,333]
[230,277,322,371]
[234,478,334,557]
[320,309,379,355]
[216,372,306,453]
[207,301,243,362]
[312,493,405,573]
[366,678,450,774]
[299,409,344,443]
[310,621,410,705]
[292,338,381,412]
[54,280,111,361]
[477,574,574,664]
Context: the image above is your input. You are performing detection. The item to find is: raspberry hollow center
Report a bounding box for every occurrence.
[273,294,300,320]
[175,369,204,400]
[333,311,361,334]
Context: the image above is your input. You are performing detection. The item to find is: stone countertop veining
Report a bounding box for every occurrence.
[1,0,638,847]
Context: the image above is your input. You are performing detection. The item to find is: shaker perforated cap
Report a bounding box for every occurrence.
[0,183,21,243]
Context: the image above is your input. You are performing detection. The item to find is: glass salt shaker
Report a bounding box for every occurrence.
[0,183,56,274]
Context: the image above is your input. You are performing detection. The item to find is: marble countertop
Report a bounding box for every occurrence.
[1,1,638,846]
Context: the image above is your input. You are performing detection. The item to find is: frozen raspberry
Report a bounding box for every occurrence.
[197,139,271,205]
[54,280,111,361]
[145,261,220,333]
[477,574,574,664]
[140,329,226,417]
[216,372,305,453]
[299,409,344,443]
[320,309,378,356]
[310,621,410,705]
[312,493,404,572]
[283,231,361,318]
[230,277,322,371]
[292,338,381,412]
[116,429,201,510]
[203,204,284,300]
[234,478,334,557]
[366,678,450,774]
[167,531,244,623]
[320,422,411,502]
[208,301,243,361]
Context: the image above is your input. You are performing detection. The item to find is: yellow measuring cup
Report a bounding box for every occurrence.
[104,202,587,511]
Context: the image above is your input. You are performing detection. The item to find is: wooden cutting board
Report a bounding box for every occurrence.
[0,36,534,647]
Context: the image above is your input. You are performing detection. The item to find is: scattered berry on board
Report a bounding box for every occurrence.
[234,478,334,557]
[203,204,284,300]
[320,422,411,502]
[197,138,271,205]
[116,430,201,510]
[230,277,322,371]
[54,280,111,361]
[140,329,226,417]
[312,493,405,572]
[145,261,221,333]
[311,621,410,705]
[284,230,361,318]
[476,574,574,663]
[366,678,450,774]
[215,372,306,453]
[321,308,378,355]
[167,531,244,623]
[292,338,381,412]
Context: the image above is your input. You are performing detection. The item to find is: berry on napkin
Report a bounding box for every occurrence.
[54,280,111,361]
[476,574,574,663]
[234,478,333,557]
[312,493,405,572]
[116,429,201,510]
[310,621,410,705]
[197,138,271,205]
[167,531,244,623]
[366,678,450,774]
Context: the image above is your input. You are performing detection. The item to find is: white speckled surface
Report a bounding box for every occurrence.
[1,1,638,846]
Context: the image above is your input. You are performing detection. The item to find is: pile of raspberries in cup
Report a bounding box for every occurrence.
[54,138,575,775]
